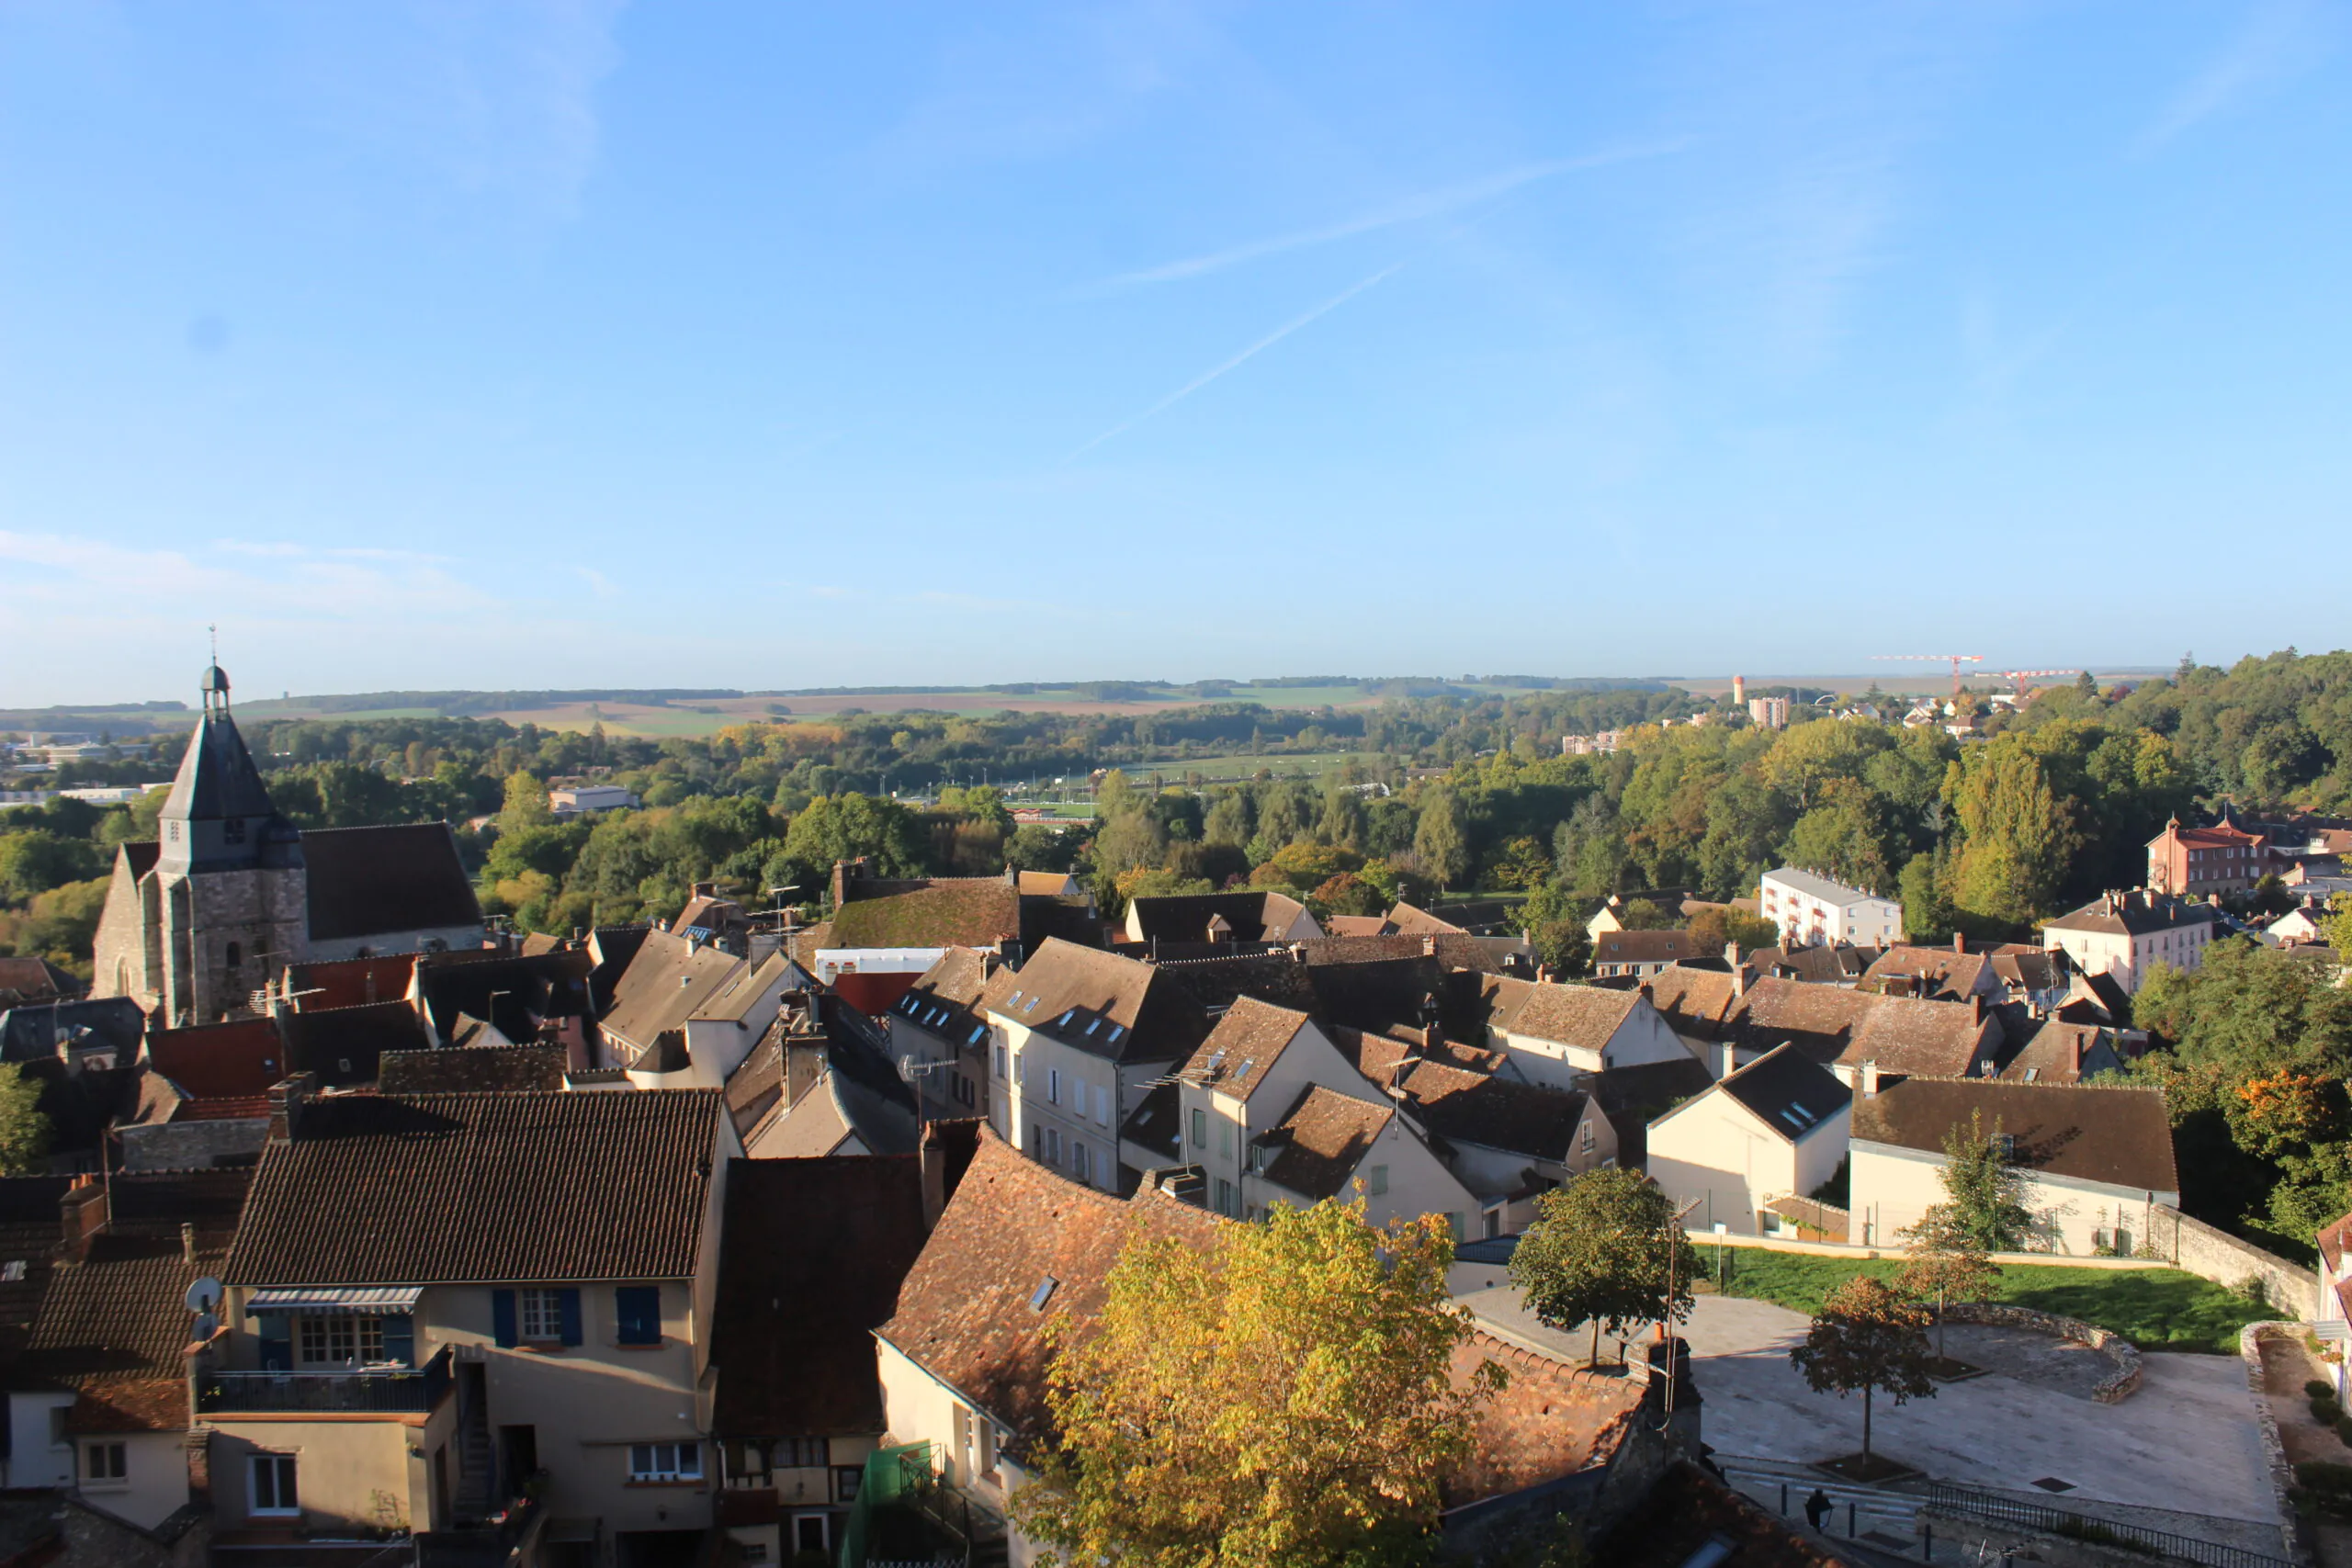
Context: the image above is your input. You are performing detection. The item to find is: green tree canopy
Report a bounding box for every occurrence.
[1508,1168,1700,1366]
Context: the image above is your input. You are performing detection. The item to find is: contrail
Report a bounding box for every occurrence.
[1097,140,1690,288]
[1062,258,1409,463]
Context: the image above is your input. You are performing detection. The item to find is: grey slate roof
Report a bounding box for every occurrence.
[1763,867,1890,906]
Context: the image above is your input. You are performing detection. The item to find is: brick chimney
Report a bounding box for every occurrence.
[1420,1021,1441,1054]
[61,1174,107,1263]
[1952,932,1965,954]
[1970,994,1985,1025]
[2067,1032,2086,1079]
[265,1073,317,1144]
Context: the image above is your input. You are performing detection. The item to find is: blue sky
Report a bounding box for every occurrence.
[3,2,2347,705]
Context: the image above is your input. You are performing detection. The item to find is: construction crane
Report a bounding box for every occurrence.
[1997,668,2084,698]
[1872,654,1984,700]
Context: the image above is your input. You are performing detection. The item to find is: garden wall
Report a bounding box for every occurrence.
[2151,1207,2317,1320]
[1941,1302,2141,1404]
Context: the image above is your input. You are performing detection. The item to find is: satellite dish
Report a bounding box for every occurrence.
[193,1311,219,1340]
[185,1276,222,1314]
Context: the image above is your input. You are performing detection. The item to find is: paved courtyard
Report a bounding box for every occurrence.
[1457,1288,2274,1527]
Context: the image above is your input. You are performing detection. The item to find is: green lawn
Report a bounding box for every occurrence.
[1704,1247,2268,1355]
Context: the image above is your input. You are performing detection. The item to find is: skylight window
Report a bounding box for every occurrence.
[1106,1025,1125,1043]
[1235,1059,1253,1081]
[1057,1010,1076,1028]
[969,1025,987,1044]
[1028,1277,1059,1313]
[1009,990,1023,1006]
[1085,1018,1102,1036]
[1024,998,1040,1014]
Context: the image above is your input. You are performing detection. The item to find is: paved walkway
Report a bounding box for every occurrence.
[1456,1288,2276,1527]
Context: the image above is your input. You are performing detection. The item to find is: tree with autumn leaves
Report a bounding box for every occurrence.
[1012,1199,1501,1568]
[1508,1168,1700,1368]
[1789,1277,1938,1464]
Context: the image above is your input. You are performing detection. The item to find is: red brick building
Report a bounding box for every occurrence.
[2146,815,2267,896]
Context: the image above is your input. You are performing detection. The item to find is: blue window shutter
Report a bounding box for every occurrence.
[380,1314,414,1367]
[491,1290,517,1348]
[558,1288,583,1347]
[616,1286,661,1346]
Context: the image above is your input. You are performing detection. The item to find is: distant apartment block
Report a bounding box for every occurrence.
[1747,696,1790,729]
[549,783,641,816]
[1561,731,1623,757]
[1758,867,1902,948]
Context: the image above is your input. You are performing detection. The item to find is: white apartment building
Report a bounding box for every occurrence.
[1758,867,1903,948]
[977,939,1204,1192]
[2040,889,2217,996]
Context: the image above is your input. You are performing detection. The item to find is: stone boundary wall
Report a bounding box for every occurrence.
[1685,1228,2165,1270]
[1942,1302,2143,1404]
[2154,1206,2318,1320]
[2244,1322,2317,1566]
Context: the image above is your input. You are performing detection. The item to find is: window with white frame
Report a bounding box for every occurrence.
[628,1442,701,1482]
[1093,1084,1111,1125]
[82,1441,127,1484]
[518,1289,563,1342]
[250,1453,299,1516]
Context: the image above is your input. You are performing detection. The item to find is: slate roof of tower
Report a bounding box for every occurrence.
[225,1089,724,1285]
[159,707,277,824]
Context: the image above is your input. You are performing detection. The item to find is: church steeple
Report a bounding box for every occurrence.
[157,662,302,874]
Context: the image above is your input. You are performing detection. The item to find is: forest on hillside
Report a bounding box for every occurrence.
[4,648,2350,971]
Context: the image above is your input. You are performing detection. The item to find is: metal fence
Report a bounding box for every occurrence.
[1924,1483,2293,1568]
[198,1344,452,1415]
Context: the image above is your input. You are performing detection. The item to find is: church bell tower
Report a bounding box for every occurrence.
[150,664,308,1024]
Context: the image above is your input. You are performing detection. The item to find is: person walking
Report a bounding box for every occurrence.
[1804,1487,1832,1532]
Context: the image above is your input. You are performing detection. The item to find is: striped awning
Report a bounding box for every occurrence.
[245,1286,422,1315]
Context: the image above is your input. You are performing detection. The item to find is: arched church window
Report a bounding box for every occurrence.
[225,942,242,969]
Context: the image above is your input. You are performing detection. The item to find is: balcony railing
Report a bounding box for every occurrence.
[198,1344,453,1415]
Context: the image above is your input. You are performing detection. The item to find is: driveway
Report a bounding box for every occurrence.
[1456,1288,2274,1526]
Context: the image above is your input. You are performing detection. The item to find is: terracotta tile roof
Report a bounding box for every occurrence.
[1988,950,2064,994]
[1482,977,1642,1050]
[1397,1061,1588,1162]
[1861,946,1995,1000]
[1851,1078,2177,1194]
[1128,891,1311,944]
[725,1035,786,1135]
[1592,931,1703,967]
[225,1089,724,1286]
[599,930,748,1056]
[147,1019,285,1100]
[175,1095,271,1122]
[1153,952,1321,1015]
[979,939,1209,1064]
[300,822,481,942]
[1176,997,1313,1097]
[20,1238,228,1430]
[828,883,1023,951]
[1753,943,1882,984]
[0,958,74,1006]
[1385,901,1468,936]
[1015,871,1078,897]
[876,1131,1218,1436]
[1443,1330,1644,1507]
[1713,979,1996,1077]
[1322,915,1396,938]
[2042,890,2218,938]
[285,954,417,1012]
[1257,1086,1393,1201]
[278,998,432,1086]
[1618,966,1742,1037]
[377,1044,568,1094]
[1330,1026,1504,1089]
[712,1156,928,1438]
[1998,1021,2120,1085]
